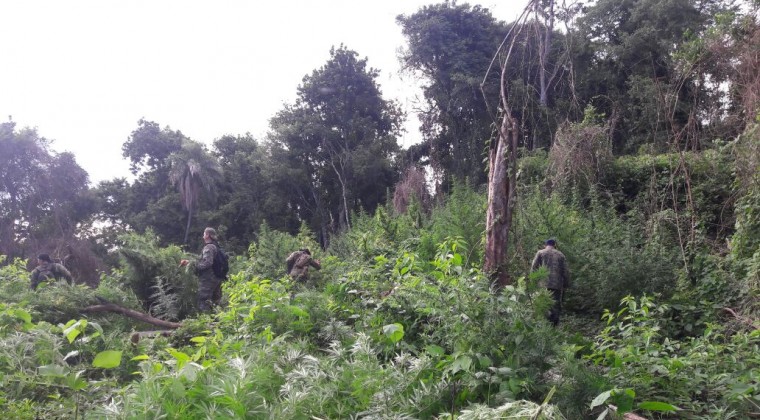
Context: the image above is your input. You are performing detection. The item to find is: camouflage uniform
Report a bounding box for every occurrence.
[194,242,223,312]
[531,247,570,326]
[286,251,321,283]
[30,261,73,290]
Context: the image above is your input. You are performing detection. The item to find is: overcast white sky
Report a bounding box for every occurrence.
[1,1,525,183]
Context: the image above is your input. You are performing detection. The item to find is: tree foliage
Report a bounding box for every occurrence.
[268,45,402,244]
[0,121,95,275]
[167,140,222,244]
[398,2,505,188]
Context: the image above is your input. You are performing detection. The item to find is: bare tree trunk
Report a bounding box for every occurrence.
[484,113,519,289]
[330,159,352,230]
[537,0,555,106]
[481,4,533,290]
[183,207,192,245]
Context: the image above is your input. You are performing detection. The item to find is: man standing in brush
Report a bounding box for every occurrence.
[531,238,570,326]
[180,227,227,312]
[286,248,321,283]
[30,253,73,290]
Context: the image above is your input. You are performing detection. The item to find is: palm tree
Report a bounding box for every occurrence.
[168,141,223,244]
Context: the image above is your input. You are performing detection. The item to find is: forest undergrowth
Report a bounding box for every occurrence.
[0,139,758,419]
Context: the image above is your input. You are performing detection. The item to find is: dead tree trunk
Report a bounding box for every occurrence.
[484,113,518,288]
[537,0,555,107]
[481,5,532,290]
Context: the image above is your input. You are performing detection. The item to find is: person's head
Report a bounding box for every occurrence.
[37,253,52,265]
[300,248,311,255]
[545,238,557,248]
[203,227,218,242]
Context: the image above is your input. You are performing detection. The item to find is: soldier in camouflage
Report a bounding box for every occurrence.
[30,253,73,290]
[286,248,321,283]
[180,227,224,312]
[531,238,571,326]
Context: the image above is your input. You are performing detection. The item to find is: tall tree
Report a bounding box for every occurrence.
[95,120,198,245]
[167,141,222,245]
[268,46,402,244]
[398,3,506,189]
[398,2,574,187]
[122,118,184,175]
[0,121,93,261]
[572,0,733,152]
[210,135,299,251]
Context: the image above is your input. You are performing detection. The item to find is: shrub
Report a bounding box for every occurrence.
[117,229,198,320]
[588,295,760,418]
[514,189,679,313]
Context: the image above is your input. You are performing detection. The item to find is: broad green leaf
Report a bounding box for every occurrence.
[638,401,680,412]
[425,345,445,356]
[166,348,191,368]
[382,323,405,344]
[93,350,122,369]
[477,355,492,368]
[190,336,207,344]
[38,364,67,377]
[590,390,612,409]
[288,306,309,318]
[89,321,104,336]
[65,371,88,390]
[451,355,472,373]
[12,308,32,324]
[130,354,150,361]
[612,388,635,413]
[63,319,87,343]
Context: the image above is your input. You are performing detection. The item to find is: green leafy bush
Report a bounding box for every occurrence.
[588,295,760,418]
[117,229,198,319]
[514,189,679,313]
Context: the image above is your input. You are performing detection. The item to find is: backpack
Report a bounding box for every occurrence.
[212,244,230,279]
[36,266,55,282]
[286,252,298,275]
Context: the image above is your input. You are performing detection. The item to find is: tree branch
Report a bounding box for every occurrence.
[81,303,182,329]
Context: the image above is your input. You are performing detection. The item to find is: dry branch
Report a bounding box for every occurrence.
[81,303,182,329]
[722,307,760,330]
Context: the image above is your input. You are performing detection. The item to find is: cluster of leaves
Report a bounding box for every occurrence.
[0,262,147,418]
[587,295,759,419]
[116,229,199,320]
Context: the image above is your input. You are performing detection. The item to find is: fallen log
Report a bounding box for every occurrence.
[81,303,182,329]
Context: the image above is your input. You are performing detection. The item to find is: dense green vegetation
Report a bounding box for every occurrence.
[1,0,758,418]
[0,172,757,418]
